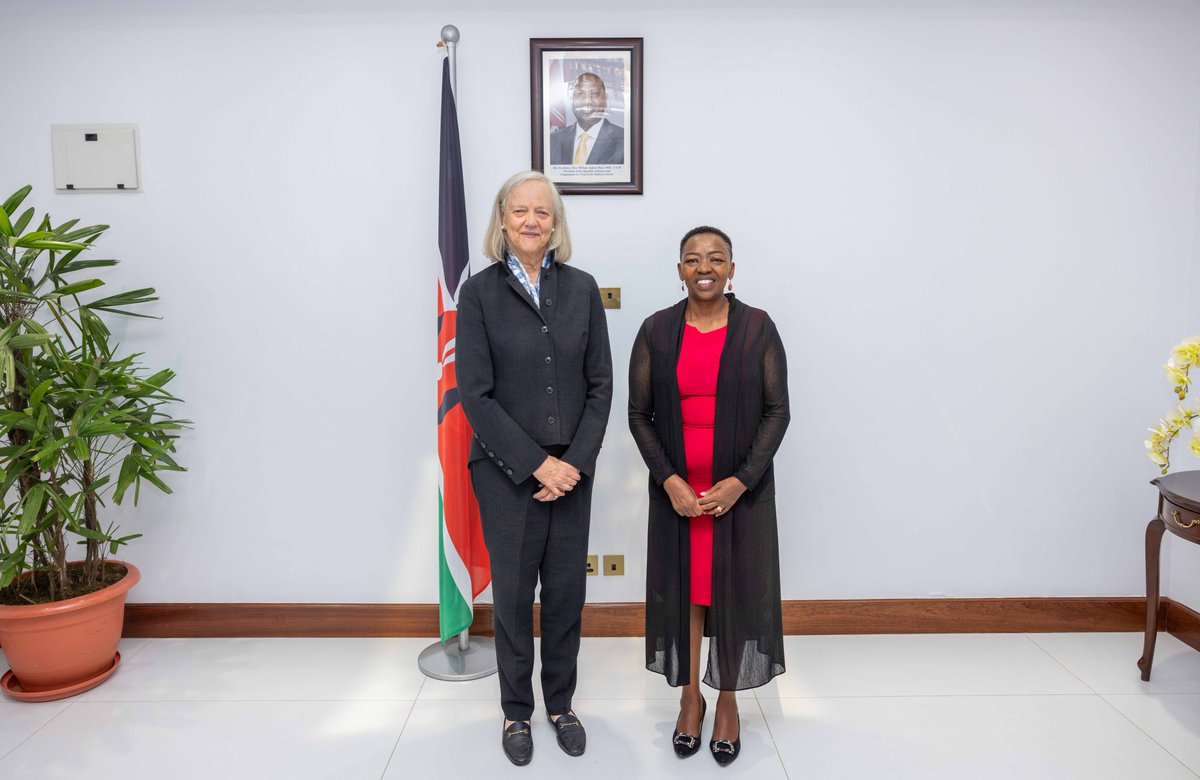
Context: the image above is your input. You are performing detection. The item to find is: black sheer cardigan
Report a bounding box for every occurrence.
[628,294,790,690]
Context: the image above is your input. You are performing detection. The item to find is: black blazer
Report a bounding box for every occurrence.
[549,119,625,165]
[457,258,613,485]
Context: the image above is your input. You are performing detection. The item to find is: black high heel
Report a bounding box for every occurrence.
[672,696,707,757]
[710,713,740,766]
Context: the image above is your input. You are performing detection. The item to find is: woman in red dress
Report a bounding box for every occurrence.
[629,226,790,766]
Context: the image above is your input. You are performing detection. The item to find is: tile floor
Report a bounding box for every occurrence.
[1,632,1199,778]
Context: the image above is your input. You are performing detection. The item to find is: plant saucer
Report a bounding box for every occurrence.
[1,651,121,702]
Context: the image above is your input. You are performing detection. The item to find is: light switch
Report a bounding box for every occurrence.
[52,124,140,192]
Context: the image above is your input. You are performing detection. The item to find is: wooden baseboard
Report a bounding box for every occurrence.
[122,597,1159,638]
[1166,599,1200,653]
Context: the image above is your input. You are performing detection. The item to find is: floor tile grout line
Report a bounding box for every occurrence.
[0,641,151,762]
[1095,693,1200,779]
[379,676,426,779]
[0,698,80,764]
[381,696,424,772]
[752,692,1111,700]
[1022,632,1103,695]
[753,691,791,780]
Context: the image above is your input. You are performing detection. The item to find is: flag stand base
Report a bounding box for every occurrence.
[418,636,498,681]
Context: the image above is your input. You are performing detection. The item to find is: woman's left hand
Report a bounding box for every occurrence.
[698,477,748,518]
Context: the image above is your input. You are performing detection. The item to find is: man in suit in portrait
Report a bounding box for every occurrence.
[550,72,625,166]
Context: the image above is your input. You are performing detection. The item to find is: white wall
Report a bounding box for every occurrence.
[3,0,1198,605]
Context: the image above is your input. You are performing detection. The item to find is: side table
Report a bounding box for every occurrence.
[1138,470,1200,681]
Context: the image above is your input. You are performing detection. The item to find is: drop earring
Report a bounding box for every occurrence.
[727,279,734,292]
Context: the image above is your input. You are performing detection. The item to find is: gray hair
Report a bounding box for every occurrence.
[481,170,572,263]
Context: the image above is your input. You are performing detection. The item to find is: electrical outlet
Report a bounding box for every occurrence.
[599,287,621,309]
[602,554,624,576]
[586,555,598,576]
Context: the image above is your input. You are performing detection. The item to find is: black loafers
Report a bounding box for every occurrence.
[547,711,586,756]
[672,696,707,757]
[710,714,741,766]
[502,720,533,766]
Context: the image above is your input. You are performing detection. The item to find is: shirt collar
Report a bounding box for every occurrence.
[506,251,552,270]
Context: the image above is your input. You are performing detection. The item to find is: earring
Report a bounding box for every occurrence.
[727,279,734,292]
[680,282,685,292]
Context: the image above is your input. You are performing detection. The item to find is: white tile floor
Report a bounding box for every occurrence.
[1,632,1199,779]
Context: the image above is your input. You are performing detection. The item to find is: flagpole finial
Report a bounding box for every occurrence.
[441,25,460,44]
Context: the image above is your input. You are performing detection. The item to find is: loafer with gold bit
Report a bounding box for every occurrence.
[502,720,533,766]
[547,711,586,756]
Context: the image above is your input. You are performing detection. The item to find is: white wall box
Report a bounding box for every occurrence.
[51,123,140,191]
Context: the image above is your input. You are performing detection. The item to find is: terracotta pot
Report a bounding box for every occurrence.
[0,560,139,700]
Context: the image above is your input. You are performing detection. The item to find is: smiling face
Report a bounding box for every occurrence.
[679,231,734,303]
[502,179,555,264]
[571,74,608,132]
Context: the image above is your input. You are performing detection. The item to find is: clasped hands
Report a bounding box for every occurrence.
[663,474,747,518]
[533,456,580,501]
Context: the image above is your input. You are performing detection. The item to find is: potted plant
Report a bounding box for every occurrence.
[0,185,188,701]
[1146,335,1200,474]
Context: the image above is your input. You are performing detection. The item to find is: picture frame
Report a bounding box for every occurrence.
[529,37,643,196]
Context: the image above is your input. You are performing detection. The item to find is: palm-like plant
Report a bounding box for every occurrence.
[0,185,188,603]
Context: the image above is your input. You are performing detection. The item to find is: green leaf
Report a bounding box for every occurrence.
[17,239,84,251]
[54,279,105,296]
[17,485,44,536]
[59,224,107,242]
[58,259,118,273]
[28,378,53,407]
[0,204,12,237]
[12,208,34,235]
[2,185,32,215]
[87,288,158,309]
[113,455,138,503]
[138,467,172,495]
[6,333,52,349]
[89,308,160,320]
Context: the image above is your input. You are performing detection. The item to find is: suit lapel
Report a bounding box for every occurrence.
[587,120,619,164]
[503,260,547,324]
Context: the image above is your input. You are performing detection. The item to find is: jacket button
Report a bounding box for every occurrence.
[480,441,487,448]
[497,460,504,467]
[545,356,552,364]
[488,451,495,458]
[545,386,553,395]
[506,468,514,476]
[545,298,553,306]
[547,416,555,424]
[541,325,548,333]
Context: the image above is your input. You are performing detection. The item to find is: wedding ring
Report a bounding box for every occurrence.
[717,505,724,513]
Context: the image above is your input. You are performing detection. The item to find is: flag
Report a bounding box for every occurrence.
[437,56,489,643]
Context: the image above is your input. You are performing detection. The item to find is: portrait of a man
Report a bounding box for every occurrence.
[531,38,642,194]
[549,73,625,166]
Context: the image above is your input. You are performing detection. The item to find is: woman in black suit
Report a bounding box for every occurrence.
[628,225,790,766]
[457,170,613,767]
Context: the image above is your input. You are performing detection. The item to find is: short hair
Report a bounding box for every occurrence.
[574,72,606,95]
[482,170,573,263]
[679,225,733,259]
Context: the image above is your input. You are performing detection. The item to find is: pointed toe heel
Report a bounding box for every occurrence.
[672,696,707,758]
[710,714,740,766]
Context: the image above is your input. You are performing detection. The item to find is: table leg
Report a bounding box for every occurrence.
[1138,516,1167,681]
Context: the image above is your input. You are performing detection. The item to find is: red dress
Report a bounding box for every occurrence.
[676,323,727,606]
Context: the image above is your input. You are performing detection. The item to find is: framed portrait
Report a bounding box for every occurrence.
[530,37,643,195]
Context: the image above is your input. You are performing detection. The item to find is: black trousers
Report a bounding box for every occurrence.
[470,458,592,721]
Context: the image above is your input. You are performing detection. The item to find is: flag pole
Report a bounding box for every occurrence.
[442,22,472,658]
[418,23,498,682]
[443,24,459,99]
